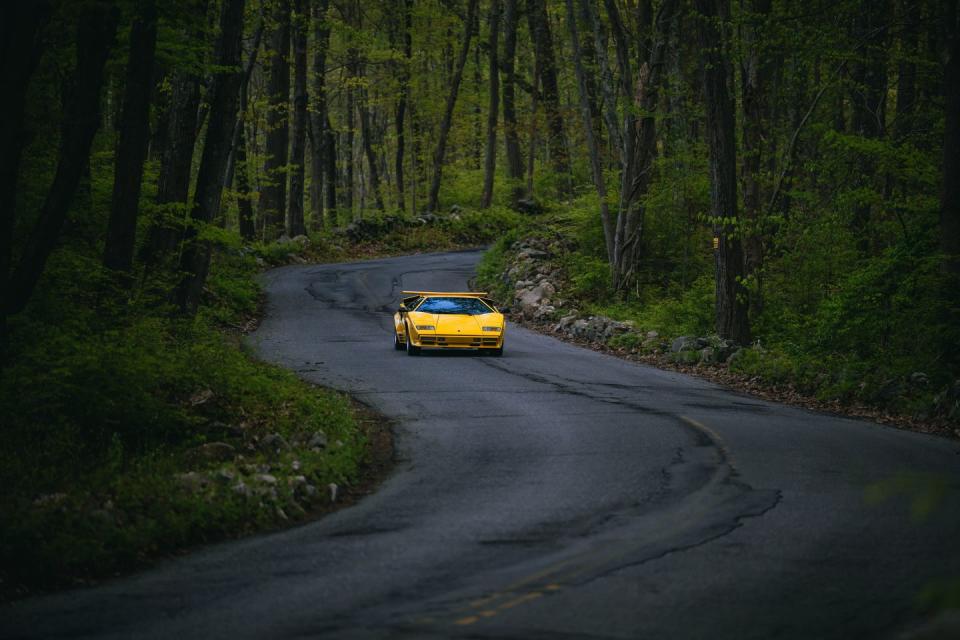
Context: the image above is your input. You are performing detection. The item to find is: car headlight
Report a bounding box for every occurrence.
[415,325,435,331]
[482,326,501,332]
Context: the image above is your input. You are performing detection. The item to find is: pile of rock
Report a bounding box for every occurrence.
[497,235,744,367]
[503,236,572,321]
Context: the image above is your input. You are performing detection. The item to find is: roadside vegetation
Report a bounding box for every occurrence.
[3,0,959,609]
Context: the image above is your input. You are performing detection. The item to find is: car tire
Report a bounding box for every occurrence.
[394,332,405,350]
[405,325,420,356]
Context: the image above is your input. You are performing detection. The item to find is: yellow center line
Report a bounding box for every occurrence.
[499,591,543,610]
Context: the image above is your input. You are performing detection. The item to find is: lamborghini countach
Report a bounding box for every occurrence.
[393,291,506,356]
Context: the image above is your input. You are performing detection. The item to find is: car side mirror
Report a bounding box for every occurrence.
[398,303,408,313]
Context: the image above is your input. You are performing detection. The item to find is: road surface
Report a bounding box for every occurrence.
[3,249,960,639]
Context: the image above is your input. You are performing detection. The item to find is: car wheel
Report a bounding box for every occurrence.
[405,326,420,356]
[394,332,405,350]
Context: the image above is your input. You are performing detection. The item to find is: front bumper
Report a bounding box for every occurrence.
[409,334,503,349]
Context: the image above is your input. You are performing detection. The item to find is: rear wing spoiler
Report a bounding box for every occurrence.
[400,291,489,297]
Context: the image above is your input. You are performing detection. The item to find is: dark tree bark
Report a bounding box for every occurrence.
[324,113,337,225]
[427,0,479,213]
[480,0,502,209]
[893,0,918,142]
[739,0,772,314]
[943,0,960,275]
[175,0,246,314]
[310,0,332,226]
[527,0,570,190]
[6,3,118,317]
[394,0,413,212]
[695,0,750,343]
[501,0,524,205]
[145,0,206,266]
[848,0,890,252]
[1,2,52,353]
[258,0,291,239]
[103,0,158,275]
[345,78,355,215]
[350,51,385,211]
[566,0,613,265]
[236,124,256,240]
[223,19,264,197]
[288,0,308,235]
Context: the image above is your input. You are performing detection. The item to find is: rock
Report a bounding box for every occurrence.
[291,459,301,472]
[671,336,699,353]
[291,234,309,246]
[699,347,717,364]
[188,388,214,406]
[554,313,579,332]
[514,198,544,215]
[308,431,328,451]
[260,433,290,453]
[449,204,463,214]
[909,372,929,386]
[215,468,236,484]
[176,472,209,492]
[232,481,251,498]
[646,330,659,339]
[188,442,235,464]
[715,339,738,363]
[275,507,289,521]
[328,482,339,503]
[533,304,556,321]
[288,475,307,488]
[254,473,278,486]
[517,285,550,316]
[33,492,68,508]
[517,248,548,261]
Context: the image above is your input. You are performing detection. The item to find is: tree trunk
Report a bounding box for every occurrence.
[103,0,158,275]
[848,0,890,253]
[480,0,501,208]
[1,2,52,354]
[175,0,246,314]
[527,0,570,192]
[943,0,960,275]
[739,0,771,315]
[350,51,385,212]
[395,0,413,212]
[427,0,479,213]
[288,0,308,235]
[695,0,750,344]
[223,19,264,201]
[6,4,118,316]
[310,0,332,226]
[324,113,337,225]
[236,124,256,240]
[258,0,291,240]
[146,70,201,263]
[501,0,524,205]
[566,0,614,266]
[893,0,918,142]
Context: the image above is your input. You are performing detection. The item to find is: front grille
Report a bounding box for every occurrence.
[435,335,482,347]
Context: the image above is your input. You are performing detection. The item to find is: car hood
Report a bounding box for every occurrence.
[408,312,501,334]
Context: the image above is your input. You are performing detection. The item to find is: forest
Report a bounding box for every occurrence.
[1,0,959,595]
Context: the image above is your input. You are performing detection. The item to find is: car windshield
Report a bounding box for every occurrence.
[415,297,493,315]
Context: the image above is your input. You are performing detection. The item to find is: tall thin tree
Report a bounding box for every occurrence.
[288,0,309,235]
[695,0,750,343]
[480,0,502,208]
[175,0,246,313]
[427,0,479,213]
[103,0,158,275]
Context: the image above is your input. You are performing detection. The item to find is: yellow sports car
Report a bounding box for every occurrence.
[394,291,507,356]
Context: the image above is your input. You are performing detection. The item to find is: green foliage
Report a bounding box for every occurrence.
[0,237,367,595]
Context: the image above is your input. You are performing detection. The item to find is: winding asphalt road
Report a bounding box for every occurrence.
[4,249,960,639]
